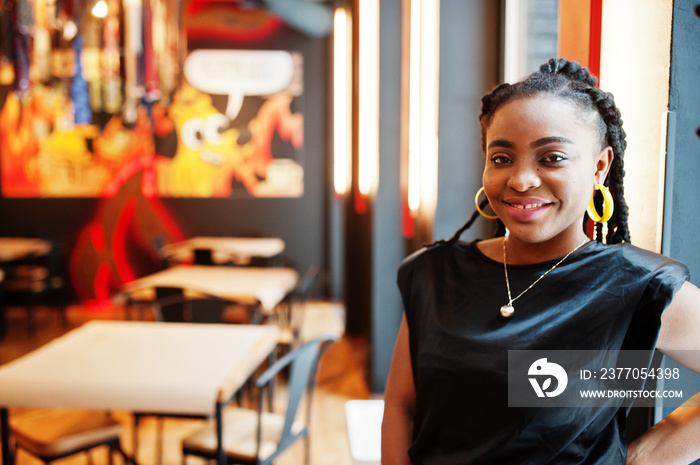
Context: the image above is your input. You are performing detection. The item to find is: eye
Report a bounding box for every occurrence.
[539,152,567,163]
[181,118,205,150]
[490,153,512,165]
[204,114,230,145]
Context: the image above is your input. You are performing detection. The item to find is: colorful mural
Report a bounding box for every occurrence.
[0,0,315,306]
[0,50,304,199]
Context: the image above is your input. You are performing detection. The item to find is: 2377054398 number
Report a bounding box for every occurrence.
[598,367,680,380]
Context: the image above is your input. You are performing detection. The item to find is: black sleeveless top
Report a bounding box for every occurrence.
[397,240,689,465]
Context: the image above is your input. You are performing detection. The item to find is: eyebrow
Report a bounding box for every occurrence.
[487,139,515,150]
[530,136,574,148]
[487,136,575,151]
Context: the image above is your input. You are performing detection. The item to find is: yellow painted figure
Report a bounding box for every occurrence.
[158,84,257,197]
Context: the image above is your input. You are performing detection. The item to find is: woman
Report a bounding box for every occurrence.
[381,58,700,464]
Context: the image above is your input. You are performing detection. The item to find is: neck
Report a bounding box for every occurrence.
[504,233,590,265]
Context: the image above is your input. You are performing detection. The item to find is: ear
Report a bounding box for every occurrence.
[594,146,614,185]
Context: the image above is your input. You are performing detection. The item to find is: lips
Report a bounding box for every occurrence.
[503,197,553,221]
[507,202,548,210]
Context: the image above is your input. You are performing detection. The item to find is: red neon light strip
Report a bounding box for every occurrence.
[588,0,603,83]
[354,188,367,215]
[401,194,414,239]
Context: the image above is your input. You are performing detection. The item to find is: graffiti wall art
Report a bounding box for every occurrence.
[0,49,305,198]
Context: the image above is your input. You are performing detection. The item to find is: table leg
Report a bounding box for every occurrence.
[155,417,163,465]
[1,407,13,465]
[132,414,141,464]
[216,402,225,465]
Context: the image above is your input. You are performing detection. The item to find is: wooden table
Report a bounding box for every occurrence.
[0,320,280,465]
[160,237,285,266]
[122,265,299,313]
[0,238,51,263]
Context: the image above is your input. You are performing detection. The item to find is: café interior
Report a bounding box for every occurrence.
[0,0,697,464]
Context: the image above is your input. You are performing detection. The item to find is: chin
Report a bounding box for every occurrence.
[502,226,554,244]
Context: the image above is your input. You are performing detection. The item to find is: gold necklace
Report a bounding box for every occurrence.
[500,238,589,318]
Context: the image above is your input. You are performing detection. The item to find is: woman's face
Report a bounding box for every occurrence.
[482,95,612,246]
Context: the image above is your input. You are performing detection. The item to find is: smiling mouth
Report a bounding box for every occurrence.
[505,202,551,209]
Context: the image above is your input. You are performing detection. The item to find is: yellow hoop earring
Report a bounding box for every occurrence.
[475,187,499,220]
[587,184,614,223]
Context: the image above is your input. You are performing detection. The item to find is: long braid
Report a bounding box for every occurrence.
[549,60,630,243]
[428,199,491,248]
[591,89,630,243]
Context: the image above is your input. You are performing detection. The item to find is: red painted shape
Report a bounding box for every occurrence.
[112,197,139,283]
[186,19,283,42]
[184,0,283,41]
[93,263,115,303]
[145,195,185,245]
[90,224,107,252]
[103,154,152,198]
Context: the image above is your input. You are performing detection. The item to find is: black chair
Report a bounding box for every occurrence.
[154,287,185,322]
[152,288,230,324]
[273,265,321,348]
[1,240,69,336]
[136,289,231,463]
[151,236,170,270]
[181,334,338,465]
[188,297,230,323]
[193,248,214,265]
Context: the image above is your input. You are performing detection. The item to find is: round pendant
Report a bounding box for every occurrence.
[500,304,514,318]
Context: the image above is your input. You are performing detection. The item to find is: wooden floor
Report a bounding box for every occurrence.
[0,303,372,465]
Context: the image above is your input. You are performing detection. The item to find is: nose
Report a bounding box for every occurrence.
[506,160,541,192]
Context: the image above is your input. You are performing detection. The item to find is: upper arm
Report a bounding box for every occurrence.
[381,316,415,465]
[656,281,700,372]
[384,315,416,411]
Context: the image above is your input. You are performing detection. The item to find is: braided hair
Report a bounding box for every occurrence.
[434,58,630,248]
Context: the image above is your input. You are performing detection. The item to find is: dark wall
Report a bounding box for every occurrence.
[369,0,404,392]
[664,0,700,277]
[369,0,503,393]
[0,25,330,298]
[658,2,700,458]
[0,199,99,247]
[433,0,502,244]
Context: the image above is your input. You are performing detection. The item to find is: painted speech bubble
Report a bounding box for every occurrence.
[183,49,295,119]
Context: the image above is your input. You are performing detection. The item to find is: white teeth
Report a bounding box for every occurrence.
[511,203,545,209]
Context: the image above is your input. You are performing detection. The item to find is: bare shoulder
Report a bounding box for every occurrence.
[657,281,700,372]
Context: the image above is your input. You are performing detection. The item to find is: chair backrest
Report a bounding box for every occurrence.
[154,287,185,322]
[151,236,169,270]
[254,334,338,464]
[2,240,67,296]
[295,265,320,303]
[193,248,214,265]
[187,297,228,323]
[153,288,228,324]
[285,265,321,344]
